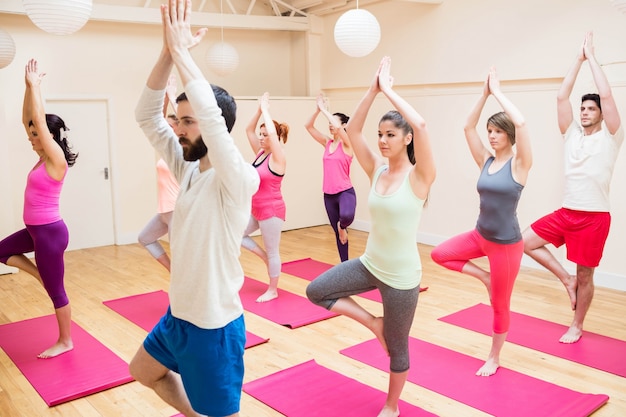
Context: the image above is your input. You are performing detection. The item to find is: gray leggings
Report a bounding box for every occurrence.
[306,258,419,372]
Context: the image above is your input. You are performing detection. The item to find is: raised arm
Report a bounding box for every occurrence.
[345,59,385,180]
[557,36,585,134]
[584,32,621,134]
[260,93,286,174]
[161,0,207,88]
[317,94,353,153]
[24,60,66,180]
[378,57,435,197]
[489,68,532,184]
[304,93,329,147]
[245,105,262,155]
[161,0,257,194]
[464,73,493,169]
[163,73,178,117]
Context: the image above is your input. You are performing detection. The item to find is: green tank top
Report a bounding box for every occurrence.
[360,165,425,290]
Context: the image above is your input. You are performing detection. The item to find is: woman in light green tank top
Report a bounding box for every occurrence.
[307,56,436,417]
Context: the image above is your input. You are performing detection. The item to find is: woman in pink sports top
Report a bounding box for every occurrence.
[242,92,288,302]
[0,59,78,359]
[305,93,356,262]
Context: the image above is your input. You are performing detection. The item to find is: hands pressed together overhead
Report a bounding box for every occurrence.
[160,0,208,54]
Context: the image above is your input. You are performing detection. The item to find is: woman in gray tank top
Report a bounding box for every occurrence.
[431,68,533,376]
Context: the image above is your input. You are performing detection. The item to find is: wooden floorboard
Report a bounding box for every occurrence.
[0,225,624,416]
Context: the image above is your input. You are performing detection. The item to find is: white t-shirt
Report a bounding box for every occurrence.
[562,121,624,212]
[136,80,259,329]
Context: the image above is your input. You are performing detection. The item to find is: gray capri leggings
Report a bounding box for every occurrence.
[306,258,419,372]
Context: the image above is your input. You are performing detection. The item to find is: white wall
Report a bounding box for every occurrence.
[2,0,626,290]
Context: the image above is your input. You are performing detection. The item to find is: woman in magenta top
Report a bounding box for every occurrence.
[242,92,288,302]
[305,93,356,262]
[0,59,78,358]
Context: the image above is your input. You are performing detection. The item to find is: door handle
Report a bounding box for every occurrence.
[104,167,109,180]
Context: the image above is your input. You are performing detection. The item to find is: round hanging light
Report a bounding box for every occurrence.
[206,41,239,76]
[23,0,93,36]
[334,9,380,58]
[0,28,16,69]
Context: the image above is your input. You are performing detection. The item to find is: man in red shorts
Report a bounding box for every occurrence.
[523,32,623,344]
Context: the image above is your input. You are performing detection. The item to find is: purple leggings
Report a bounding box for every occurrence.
[0,220,69,309]
[431,229,523,334]
[324,187,356,262]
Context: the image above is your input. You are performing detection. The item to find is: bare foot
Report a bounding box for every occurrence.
[256,289,278,303]
[478,273,492,302]
[338,222,348,245]
[38,340,73,359]
[564,274,578,310]
[559,326,582,344]
[475,358,499,376]
[377,405,400,417]
[371,317,389,355]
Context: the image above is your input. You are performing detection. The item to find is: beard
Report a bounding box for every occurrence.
[179,135,208,161]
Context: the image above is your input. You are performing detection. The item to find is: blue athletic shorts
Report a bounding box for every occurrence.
[144,308,245,416]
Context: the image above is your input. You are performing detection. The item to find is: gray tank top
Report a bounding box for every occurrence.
[476,157,524,244]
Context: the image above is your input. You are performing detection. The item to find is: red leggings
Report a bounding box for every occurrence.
[431,229,523,333]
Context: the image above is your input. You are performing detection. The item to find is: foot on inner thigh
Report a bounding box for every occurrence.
[371,316,389,355]
[256,288,278,303]
[564,274,578,310]
[559,325,582,344]
[338,221,348,245]
[477,272,492,302]
[475,358,499,376]
[38,340,73,359]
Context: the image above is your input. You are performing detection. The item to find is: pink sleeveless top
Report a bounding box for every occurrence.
[322,140,353,194]
[251,151,285,221]
[156,158,180,213]
[23,160,67,226]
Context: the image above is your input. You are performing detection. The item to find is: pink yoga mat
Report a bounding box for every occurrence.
[439,302,626,378]
[241,277,337,328]
[103,290,269,349]
[341,338,608,417]
[282,257,428,303]
[243,359,438,416]
[0,316,133,406]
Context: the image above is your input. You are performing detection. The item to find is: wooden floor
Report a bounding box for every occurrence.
[1,225,625,417]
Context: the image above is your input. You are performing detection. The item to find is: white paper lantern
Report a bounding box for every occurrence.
[610,0,626,13]
[334,9,380,58]
[23,0,93,36]
[206,41,239,76]
[0,28,16,69]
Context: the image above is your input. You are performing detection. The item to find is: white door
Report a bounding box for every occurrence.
[45,99,115,250]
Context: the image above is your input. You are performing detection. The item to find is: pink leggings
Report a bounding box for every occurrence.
[431,229,523,333]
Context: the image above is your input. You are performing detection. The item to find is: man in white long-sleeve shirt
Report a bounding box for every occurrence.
[129,1,259,416]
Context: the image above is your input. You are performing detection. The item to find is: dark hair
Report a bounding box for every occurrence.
[176,84,237,133]
[333,112,350,125]
[487,112,516,145]
[30,114,78,167]
[581,93,601,112]
[380,110,415,164]
[261,120,290,144]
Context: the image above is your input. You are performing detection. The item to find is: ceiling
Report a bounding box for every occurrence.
[1,0,442,32]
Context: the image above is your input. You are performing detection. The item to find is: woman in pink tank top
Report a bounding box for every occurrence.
[305,93,356,262]
[242,93,288,302]
[0,60,78,359]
